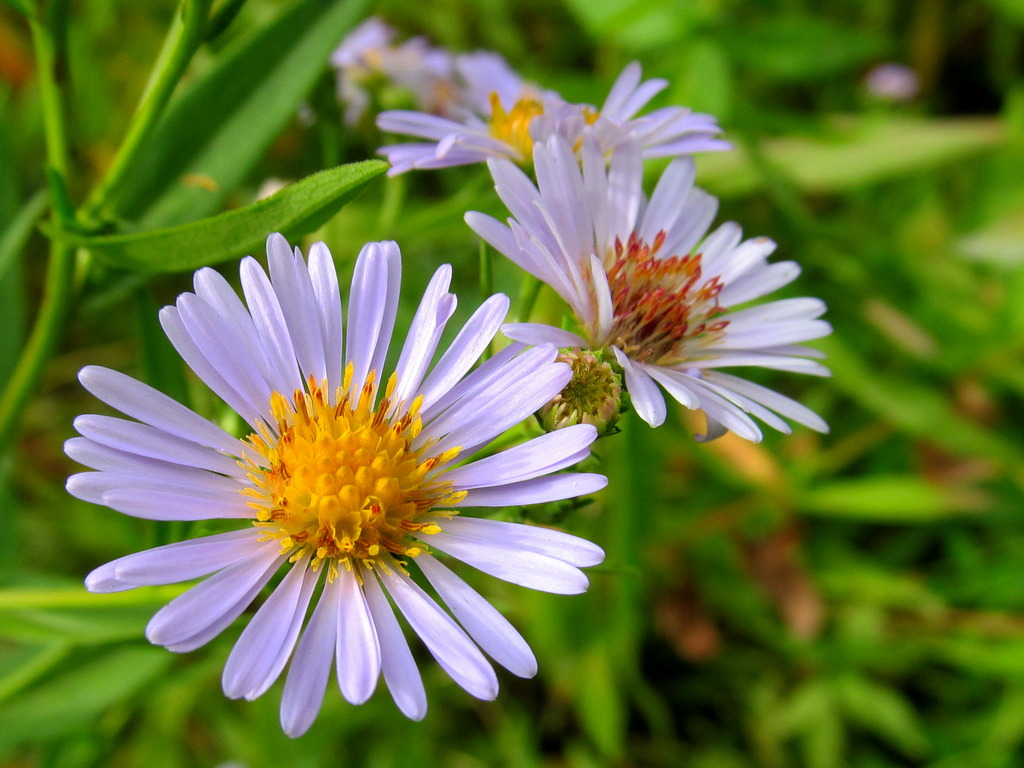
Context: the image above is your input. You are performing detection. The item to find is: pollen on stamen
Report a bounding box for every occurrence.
[239,373,460,578]
[488,92,545,162]
[599,230,731,367]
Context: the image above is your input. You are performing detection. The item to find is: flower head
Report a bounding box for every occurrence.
[863,63,920,103]
[66,234,606,736]
[377,59,728,175]
[331,17,456,126]
[466,135,832,442]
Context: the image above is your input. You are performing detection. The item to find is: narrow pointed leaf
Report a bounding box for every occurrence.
[116,0,370,227]
[59,161,387,273]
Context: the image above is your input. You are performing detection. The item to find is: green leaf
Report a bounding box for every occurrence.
[817,561,946,611]
[833,674,930,758]
[135,287,190,403]
[0,643,69,705]
[0,585,185,644]
[574,645,626,759]
[985,0,1024,26]
[937,637,1024,676]
[0,585,186,610]
[117,0,370,228]
[0,190,47,282]
[725,16,884,82]
[0,607,154,644]
[0,646,172,748]
[1,0,33,16]
[60,160,387,273]
[818,336,1024,471]
[799,475,967,522]
[0,192,44,386]
[772,680,845,768]
[204,0,249,41]
[956,202,1024,265]
[562,0,708,47]
[984,682,1024,753]
[670,40,733,122]
[697,117,1005,197]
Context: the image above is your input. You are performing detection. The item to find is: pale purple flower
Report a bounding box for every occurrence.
[863,63,920,103]
[331,17,456,126]
[377,59,729,175]
[66,234,606,736]
[466,135,832,442]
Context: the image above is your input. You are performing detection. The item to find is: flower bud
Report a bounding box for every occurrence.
[539,348,622,434]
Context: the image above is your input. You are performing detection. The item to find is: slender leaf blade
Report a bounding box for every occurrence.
[62,160,387,273]
[697,117,1005,197]
[117,0,370,228]
[0,646,172,747]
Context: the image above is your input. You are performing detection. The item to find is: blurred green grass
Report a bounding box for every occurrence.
[2,0,1024,766]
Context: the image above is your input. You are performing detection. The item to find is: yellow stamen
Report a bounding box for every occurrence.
[240,371,460,577]
[488,92,544,161]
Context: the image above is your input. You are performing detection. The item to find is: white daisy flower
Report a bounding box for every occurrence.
[331,17,456,126]
[465,135,832,442]
[377,59,728,175]
[66,234,606,736]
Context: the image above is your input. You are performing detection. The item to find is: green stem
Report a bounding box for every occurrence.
[27,12,69,179]
[0,10,75,450]
[0,1,213,448]
[377,173,407,233]
[0,243,75,449]
[80,0,212,224]
[478,238,493,301]
[514,274,542,324]
[607,419,644,660]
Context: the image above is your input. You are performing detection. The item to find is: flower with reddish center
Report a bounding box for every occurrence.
[66,234,606,736]
[466,135,832,441]
[602,230,729,367]
[377,58,728,174]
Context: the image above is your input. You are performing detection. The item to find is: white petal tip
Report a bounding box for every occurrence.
[399,701,428,721]
[84,564,125,593]
[575,545,606,568]
[282,722,311,740]
[478,681,500,701]
[341,685,376,706]
[518,659,539,679]
[640,411,667,428]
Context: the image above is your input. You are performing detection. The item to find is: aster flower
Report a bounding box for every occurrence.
[863,63,920,103]
[331,17,456,126]
[66,234,606,736]
[466,135,832,442]
[376,59,728,175]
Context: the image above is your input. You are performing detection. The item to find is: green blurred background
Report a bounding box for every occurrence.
[2,0,1024,766]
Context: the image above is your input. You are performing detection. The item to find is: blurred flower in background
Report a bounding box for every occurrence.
[376,57,729,174]
[331,17,456,126]
[863,62,920,103]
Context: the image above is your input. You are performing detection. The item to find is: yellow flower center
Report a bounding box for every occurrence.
[602,231,729,366]
[488,92,544,161]
[240,366,463,577]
